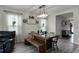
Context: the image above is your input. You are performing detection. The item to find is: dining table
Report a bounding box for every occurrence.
[36,32,56,51]
[24,32,56,52]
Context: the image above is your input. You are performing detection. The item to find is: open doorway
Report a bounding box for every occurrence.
[56,12,74,43]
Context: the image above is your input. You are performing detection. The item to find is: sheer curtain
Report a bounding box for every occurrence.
[7,13,23,43]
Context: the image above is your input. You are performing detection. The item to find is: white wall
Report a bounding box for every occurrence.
[0,12,2,30]
[47,15,56,34]
[22,13,39,39]
[0,9,6,31]
[56,16,64,36]
[73,8,79,45]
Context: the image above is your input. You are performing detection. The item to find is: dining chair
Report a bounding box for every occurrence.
[51,35,59,52]
[47,32,55,37]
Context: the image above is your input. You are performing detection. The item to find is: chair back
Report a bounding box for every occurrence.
[51,35,59,43]
[47,32,55,37]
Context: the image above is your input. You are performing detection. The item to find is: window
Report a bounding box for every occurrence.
[40,19,47,31]
[6,13,22,42]
[7,13,22,35]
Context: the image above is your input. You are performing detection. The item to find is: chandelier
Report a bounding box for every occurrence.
[37,5,48,18]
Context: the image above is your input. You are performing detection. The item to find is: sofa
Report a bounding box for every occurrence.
[0,31,15,53]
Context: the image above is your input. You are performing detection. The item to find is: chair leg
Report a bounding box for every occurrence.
[52,43,58,53]
[55,44,59,52]
[52,43,55,52]
[56,44,58,50]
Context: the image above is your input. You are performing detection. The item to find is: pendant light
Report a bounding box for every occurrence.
[37,5,48,18]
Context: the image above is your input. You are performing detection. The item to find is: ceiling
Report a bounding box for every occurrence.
[0,5,36,11]
[0,5,54,12]
[58,12,73,18]
[56,12,74,21]
[0,5,79,15]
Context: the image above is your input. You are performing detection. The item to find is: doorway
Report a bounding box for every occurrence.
[56,12,74,43]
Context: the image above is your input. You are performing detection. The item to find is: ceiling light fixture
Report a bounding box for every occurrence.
[37,5,48,18]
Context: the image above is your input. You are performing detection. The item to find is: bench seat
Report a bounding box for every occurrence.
[24,38,46,53]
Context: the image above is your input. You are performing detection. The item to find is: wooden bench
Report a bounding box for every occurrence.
[24,38,46,53]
